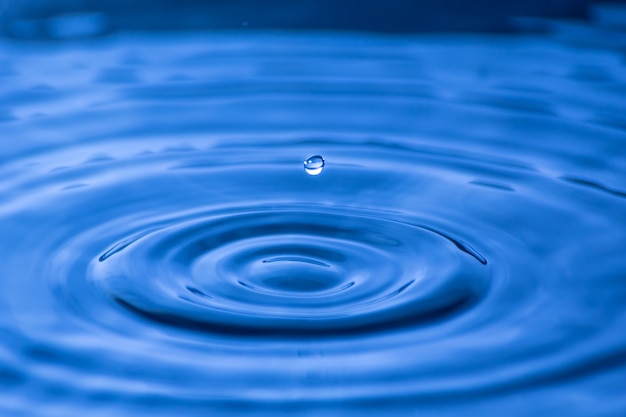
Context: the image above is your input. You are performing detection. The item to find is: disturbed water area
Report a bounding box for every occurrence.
[1,24,626,417]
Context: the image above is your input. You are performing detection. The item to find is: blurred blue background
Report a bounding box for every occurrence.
[2,0,625,37]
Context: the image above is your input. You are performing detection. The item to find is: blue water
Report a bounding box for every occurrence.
[1,8,626,417]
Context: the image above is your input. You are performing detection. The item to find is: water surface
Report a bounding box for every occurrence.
[1,22,626,416]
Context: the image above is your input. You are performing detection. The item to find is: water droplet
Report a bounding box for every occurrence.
[304,155,325,176]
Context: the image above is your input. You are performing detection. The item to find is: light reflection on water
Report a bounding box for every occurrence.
[1,14,626,416]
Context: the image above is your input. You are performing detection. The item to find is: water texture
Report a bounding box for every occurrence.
[1,12,626,417]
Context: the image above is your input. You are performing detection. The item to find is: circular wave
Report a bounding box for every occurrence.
[0,30,625,416]
[93,207,487,337]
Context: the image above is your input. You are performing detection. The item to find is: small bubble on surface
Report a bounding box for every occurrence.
[304,155,325,176]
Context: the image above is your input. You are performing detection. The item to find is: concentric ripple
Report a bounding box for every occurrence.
[1,28,626,417]
[94,207,487,337]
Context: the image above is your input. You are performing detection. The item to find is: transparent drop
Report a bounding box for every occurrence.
[304,155,325,176]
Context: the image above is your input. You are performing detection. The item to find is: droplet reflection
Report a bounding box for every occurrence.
[304,155,325,176]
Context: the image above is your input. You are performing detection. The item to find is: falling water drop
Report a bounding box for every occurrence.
[304,155,325,176]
